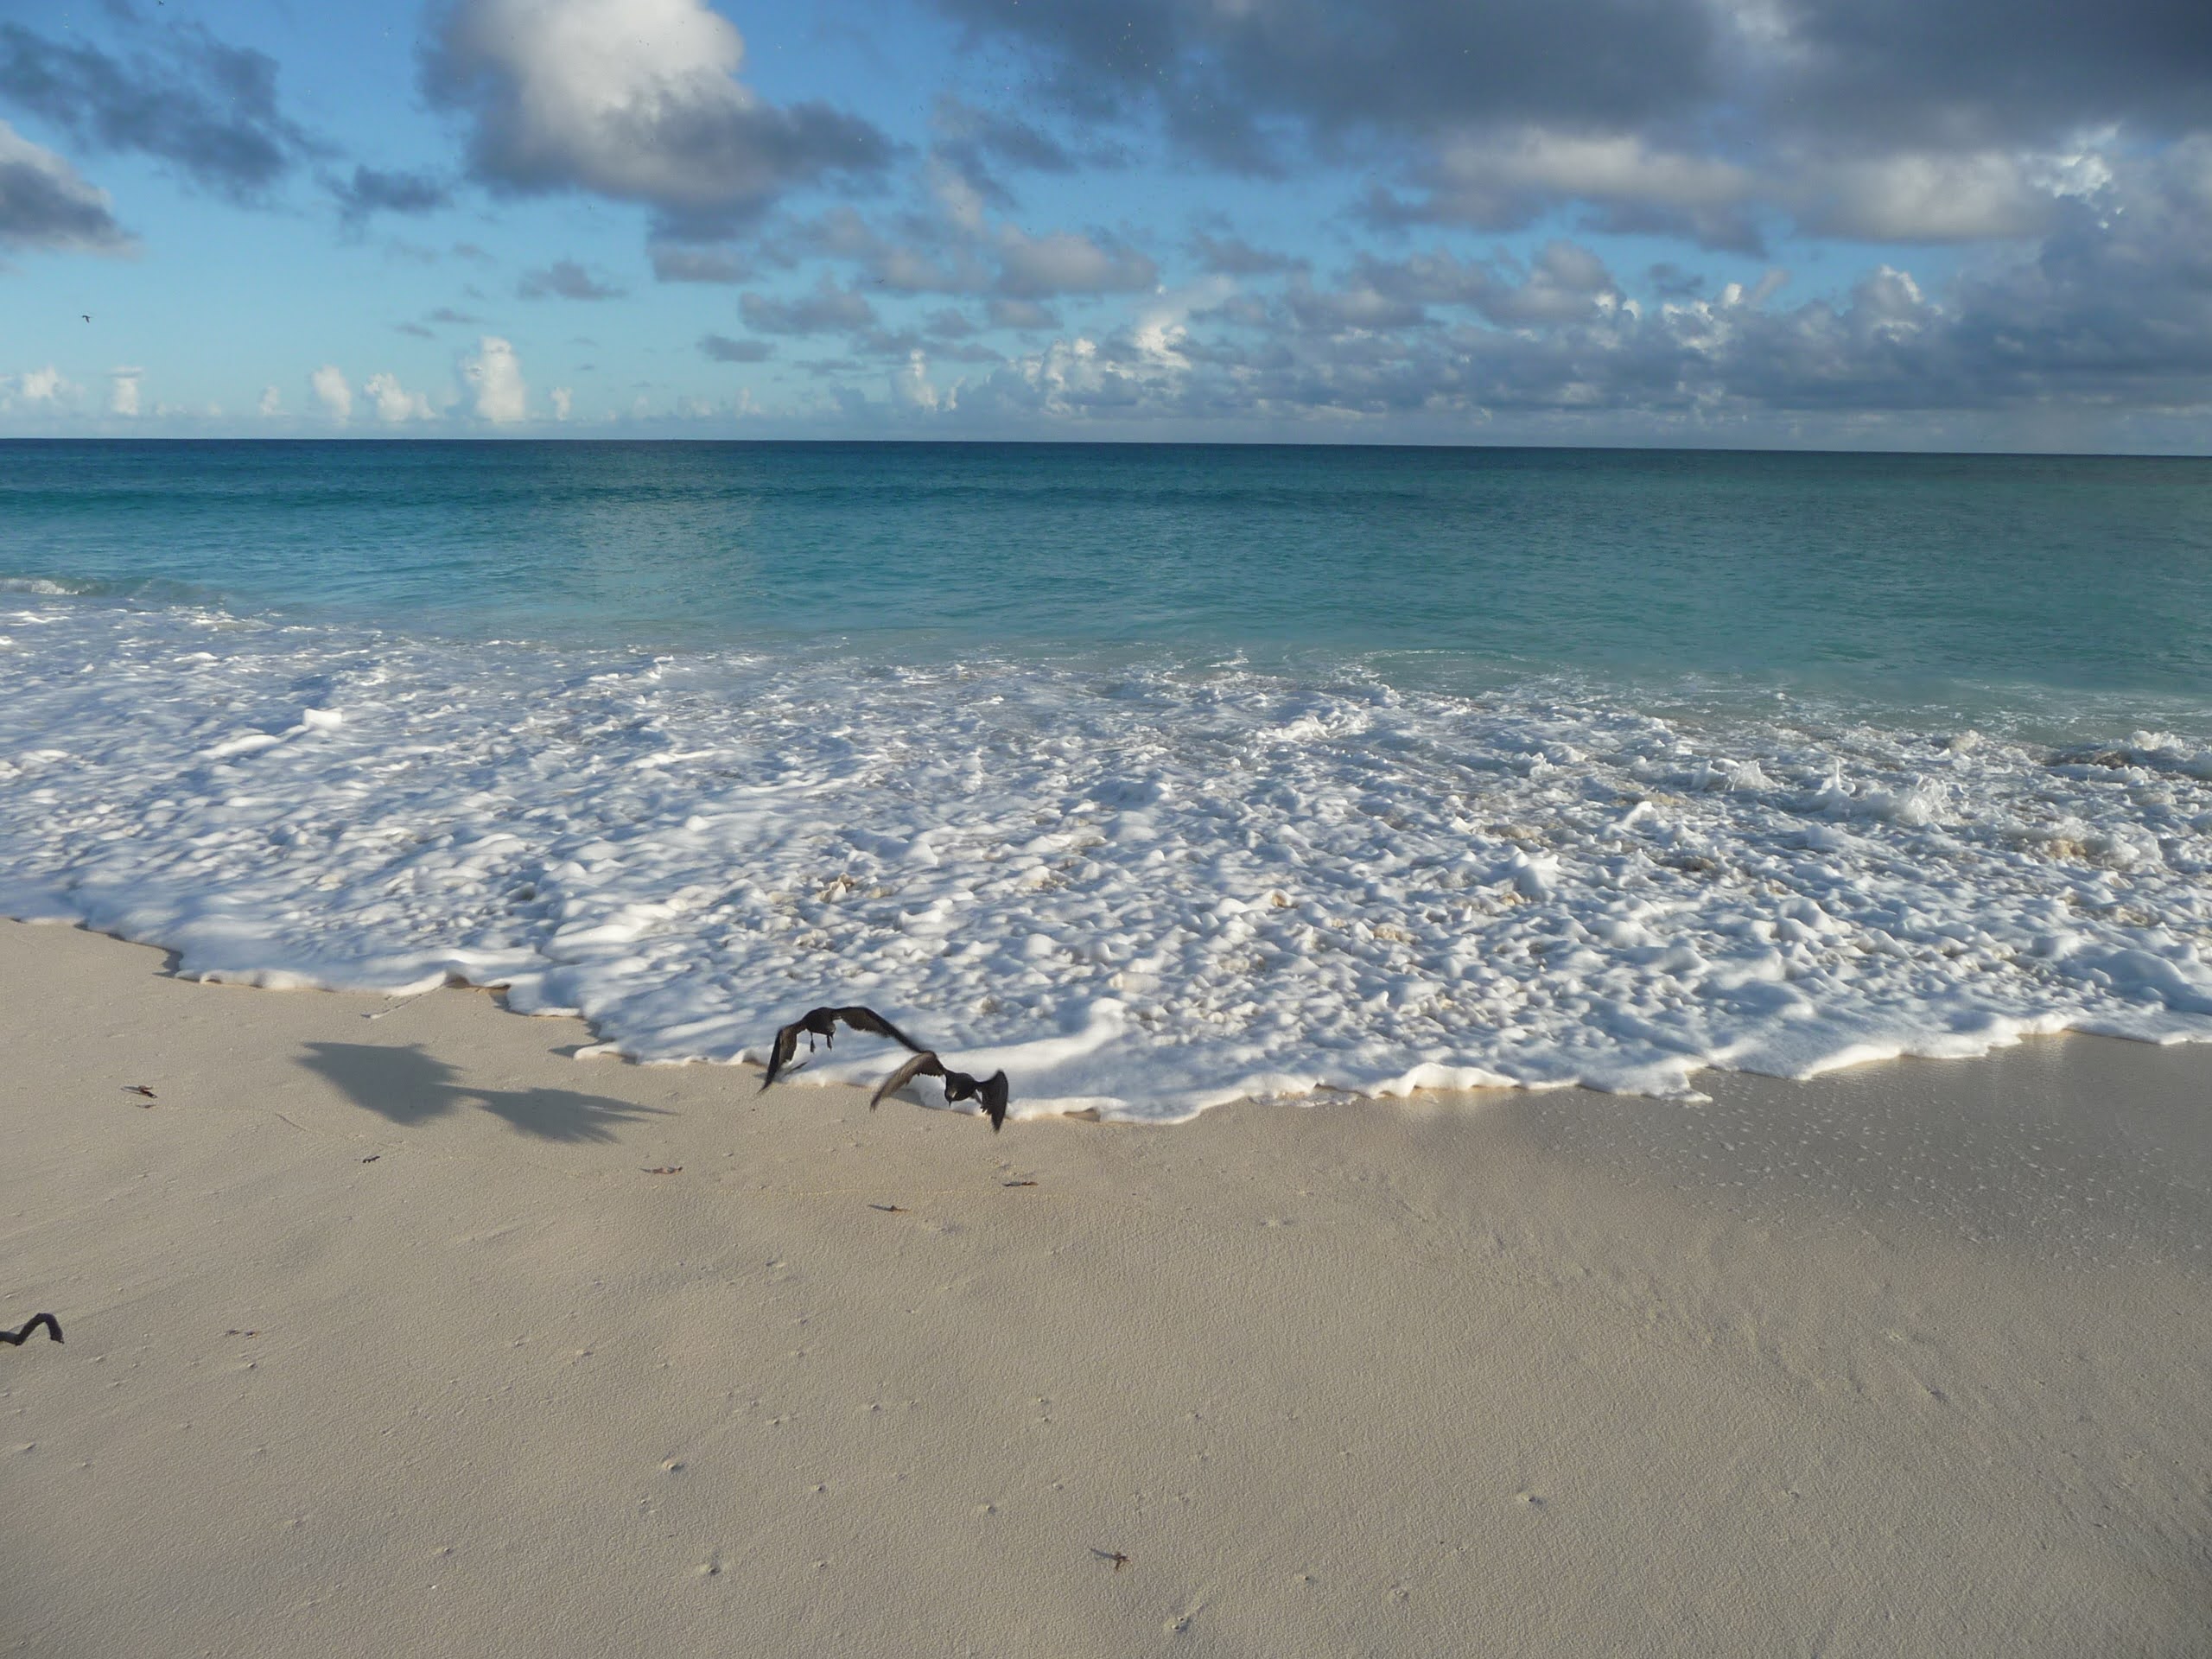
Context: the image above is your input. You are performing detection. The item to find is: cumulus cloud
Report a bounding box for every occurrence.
[785,205,994,294]
[651,243,753,284]
[988,296,1061,330]
[700,333,774,362]
[935,0,2205,164]
[929,0,1719,171]
[1271,244,1632,337]
[0,118,133,254]
[6,365,73,407]
[1189,228,1304,276]
[365,372,435,423]
[1789,149,2084,244]
[1380,130,1764,253]
[777,188,1156,311]
[928,94,1109,211]
[459,334,527,422]
[1647,262,1707,301]
[890,349,941,410]
[740,274,876,334]
[108,366,142,417]
[1771,0,2212,150]
[421,0,893,235]
[0,20,320,201]
[1358,125,2139,254]
[931,0,2212,266]
[258,385,283,417]
[330,165,452,224]
[995,226,1157,298]
[309,365,352,423]
[550,385,573,421]
[885,134,2212,443]
[1344,242,1628,329]
[517,258,626,300]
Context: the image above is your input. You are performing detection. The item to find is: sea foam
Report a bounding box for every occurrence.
[4,595,2212,1120]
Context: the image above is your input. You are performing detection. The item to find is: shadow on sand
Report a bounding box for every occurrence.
[298,1041,671,1143]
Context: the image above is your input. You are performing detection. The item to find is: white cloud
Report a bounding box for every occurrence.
[928,157,989,236]
[1440,129,1754,214]
[1131,275,1235,369]
[1387,127,1764,250]
[12,365,70,404]
[310,365,353,423]
[258,385,283,417]
[364,371,435,423]
[423,0,887,229]
[1404,124,2129,251]
[460,334,527,422]
[995,227,1157,298]
[890,349,941,411]
[550,385,573,420]
[1794,152,2044,243]
[108,366,143,417]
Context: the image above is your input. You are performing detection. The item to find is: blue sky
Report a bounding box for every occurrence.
[2,0,2209,448]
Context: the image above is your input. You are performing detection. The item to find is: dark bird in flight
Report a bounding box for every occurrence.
[80,315,90,322]
[870,1050,1012,1132]
[761,1005,923,1090]
[1,1313,63,1346]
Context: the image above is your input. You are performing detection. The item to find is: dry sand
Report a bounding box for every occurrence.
[3,917,2209,1656]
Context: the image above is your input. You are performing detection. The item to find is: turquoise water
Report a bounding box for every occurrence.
[6,441,2211,730]
[7,440,2212,1113]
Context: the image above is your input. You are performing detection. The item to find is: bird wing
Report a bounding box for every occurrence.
[832,1007,925,1052]
[0,1313,62,1346]
[977,1071,1010,1133]
[868,1050,944,1112]
[760,1020,804,1090]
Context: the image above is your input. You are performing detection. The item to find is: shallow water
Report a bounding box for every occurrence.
[4,441,2210,1116]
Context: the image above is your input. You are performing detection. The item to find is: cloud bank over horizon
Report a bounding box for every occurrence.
[1,0,2209,448]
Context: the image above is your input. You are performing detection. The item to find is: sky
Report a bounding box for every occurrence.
[0,0,2209,448]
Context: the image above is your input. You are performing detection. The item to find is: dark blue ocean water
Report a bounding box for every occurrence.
[5,440,2211,731]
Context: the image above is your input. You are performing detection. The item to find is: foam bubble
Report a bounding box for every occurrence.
[4,596,2211,1120]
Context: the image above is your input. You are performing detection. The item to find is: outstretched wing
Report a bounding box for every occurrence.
[937,1067,1013,1132]
[832,1007,925,1053]
[868,1050,944,1112]
[760,1020,805,1090]
[0,1313,62,1346]
[976,1071,1010,1133]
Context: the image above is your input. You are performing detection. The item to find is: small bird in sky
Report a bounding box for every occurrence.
[80,314,90,322]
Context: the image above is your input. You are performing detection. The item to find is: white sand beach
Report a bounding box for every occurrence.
[3,917,2209,1656]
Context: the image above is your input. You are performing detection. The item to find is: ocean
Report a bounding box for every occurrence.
[4,439,2211,1117]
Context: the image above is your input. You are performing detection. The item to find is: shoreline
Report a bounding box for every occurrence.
[10,583,2212,1116]
[4,917,2209,1656]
